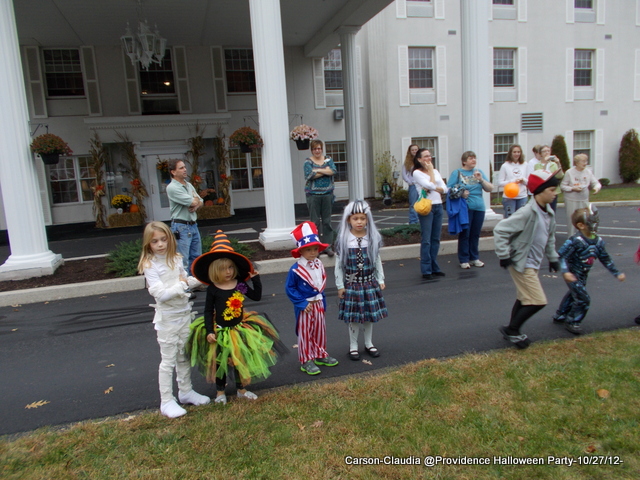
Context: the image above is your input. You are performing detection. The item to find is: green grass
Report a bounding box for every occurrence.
[2,329,639,479]
[491,183,640,206]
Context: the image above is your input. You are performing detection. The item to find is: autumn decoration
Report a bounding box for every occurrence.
[88,132,108,228]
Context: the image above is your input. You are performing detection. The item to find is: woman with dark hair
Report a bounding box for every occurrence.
[447,151,493,269]
[412,148,448,279]
[497,144,528,218]
[304,139,336,256]
[402,144,420,224]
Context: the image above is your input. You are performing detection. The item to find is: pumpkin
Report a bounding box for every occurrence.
[217,197,225,205]
[204,200,214,206]
[129,204,139,213]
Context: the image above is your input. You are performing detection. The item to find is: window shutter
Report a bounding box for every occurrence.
[597,0,606,25]
[210,46,228,112]
[438,135,449,179]
[635,50,640,101]
[565,130,573,157]
[489,47,494,104]
[396,0,407,19]
[312,57,326,109]
[434,0,445,19]
[595,49,605,102]
[518,0,528,22]
[436,46,447,106]
[80,46,102,116]
[594,129,604,178]
[519,133,528,159]
[518,47,527,103]
[398,46,410,106]
[565,48,574,102]
[122,49,141,115]
[173,46,192,113]
[637,0,640,26]
[356,46,363,108]
[23,46,48,118]
[401,137,411,180]
[566,0,575,23]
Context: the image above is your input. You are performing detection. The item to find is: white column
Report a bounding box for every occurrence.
[249,0,297,250]
[0,0,62,280]
[339,27,364,201]
[460,0,500,219]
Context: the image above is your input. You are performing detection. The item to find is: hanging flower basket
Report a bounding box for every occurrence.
[40,153,61,165]
[295,139,310,150]
[290,124,318,150]
[30,133,73,165]
[229,127,263,152]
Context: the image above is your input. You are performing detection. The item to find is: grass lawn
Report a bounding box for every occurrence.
[491,183,640,206]
[2,329,639,479]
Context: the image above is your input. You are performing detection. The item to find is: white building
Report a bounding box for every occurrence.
[1,0,639,277]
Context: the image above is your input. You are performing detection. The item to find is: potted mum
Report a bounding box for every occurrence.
[30,133,73,165]
[111,194,132,213]
[229,126,263,153]
[290,124,319,150]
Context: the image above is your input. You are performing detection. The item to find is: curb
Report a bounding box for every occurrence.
[0,237,496,307]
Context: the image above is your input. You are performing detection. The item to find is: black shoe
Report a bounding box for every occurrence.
[422,274,434,280]
[433,272,446,277]
[635,315,640,325]
[365,346,380,358]
[189,293,197,300]
[349,350,360,361]
[552,316,565,324]
[565,323,583,335]
[499,326,531,349]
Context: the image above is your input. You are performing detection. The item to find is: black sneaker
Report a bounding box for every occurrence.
[635,315,640,325]
[565,323,583,335]
[433,272,446,277]
[422,274,434,280]
[499,326,531,349]
[552,315,565,324]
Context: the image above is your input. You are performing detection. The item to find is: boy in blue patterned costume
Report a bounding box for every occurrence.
[553,205,626,334]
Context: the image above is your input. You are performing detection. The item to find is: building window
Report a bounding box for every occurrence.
[43,49,85,97]
[574,50,593,87]
[493,134,517,171]
[49,156,96,204]
[229,148,263,190]
[408,47,434,89]
[493,0,514,4]
[225,49,256,93]
[493,49,515,87]
[573,131,592,159]
[139,49,178,114]
[411,137,439,169]
[325,142,348,182]
[324,49,343,90]
[406,0,434,17]
[575,0,593,8]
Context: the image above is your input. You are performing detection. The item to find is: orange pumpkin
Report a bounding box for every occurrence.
[129,204,139,213]
[204,200,214,206]
[217,197,225,205]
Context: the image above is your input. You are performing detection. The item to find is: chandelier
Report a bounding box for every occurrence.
[121,3,166,71]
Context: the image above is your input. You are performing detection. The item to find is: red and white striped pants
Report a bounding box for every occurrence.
[297,302,328,363]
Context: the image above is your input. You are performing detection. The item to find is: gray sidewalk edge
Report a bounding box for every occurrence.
[0,237,495,307]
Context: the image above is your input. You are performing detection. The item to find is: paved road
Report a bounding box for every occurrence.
[0,205,639,436]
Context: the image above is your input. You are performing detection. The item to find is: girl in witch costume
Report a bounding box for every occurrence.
[187,230,285,405]
[334,200,388,361]
[138,221,210,419]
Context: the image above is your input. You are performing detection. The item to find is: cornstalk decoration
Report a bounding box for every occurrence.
[115,131,148,220]
[215,126,231,208]
[88,131,108,228]
[187,124,206,191]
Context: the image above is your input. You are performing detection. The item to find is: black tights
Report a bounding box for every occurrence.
[506,300,545,334]
[215,367,243,392]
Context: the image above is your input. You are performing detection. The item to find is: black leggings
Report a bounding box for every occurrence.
[215,366,243,392]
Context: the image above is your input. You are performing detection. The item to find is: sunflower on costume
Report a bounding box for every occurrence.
[223,291,244,321]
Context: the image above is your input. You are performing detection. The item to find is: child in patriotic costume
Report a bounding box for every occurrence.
[187,230,285,404]
[334,200,388,361]
[285,222,339,375]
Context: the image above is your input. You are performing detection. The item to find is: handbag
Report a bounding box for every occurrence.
[413,188,432,216]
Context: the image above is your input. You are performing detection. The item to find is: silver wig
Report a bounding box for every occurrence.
[334,199,383,273]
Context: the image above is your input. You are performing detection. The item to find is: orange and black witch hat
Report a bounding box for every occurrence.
[191,230,254,284]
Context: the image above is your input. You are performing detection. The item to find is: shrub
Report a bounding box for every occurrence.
[201,235,256,259]
[373,151,399,197]
[618,129,640,183]
[550,135,571,172]
[392,187,409,203]
[380,224,421,240]
[599,178,610,186]
[106,239,142,277]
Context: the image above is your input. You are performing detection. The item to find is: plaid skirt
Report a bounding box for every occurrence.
[338,280,388,324]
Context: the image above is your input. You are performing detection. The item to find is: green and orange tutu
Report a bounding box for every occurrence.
[187,312,286,385]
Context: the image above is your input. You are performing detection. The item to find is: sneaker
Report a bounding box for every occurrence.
[552,315,565,324]
[237,390,258,400]
[178,390,210,406]
[565,322,583,335]
[460,262,471,269]
[499,326,531,349]
[301,360,321,375]
[635,315,640,325]
[470,259,485,267]
[314,356,339,367]
[214,394,227,405]
[433,271,446,277]
[160,400,187,418]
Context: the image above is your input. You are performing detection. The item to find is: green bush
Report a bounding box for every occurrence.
[106,239,142,277]
[380,224,421,240]
[392,187,409,203]
[551,135,571,172]
[618,129,640,183]
[201,235,256,259]
[599,178,610,186]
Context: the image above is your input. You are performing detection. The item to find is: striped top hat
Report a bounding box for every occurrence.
[290,221,329,258]
[191,230,254,285]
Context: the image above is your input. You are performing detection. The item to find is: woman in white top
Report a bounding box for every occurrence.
[531,145,564,212]
[561,154,601,236]
[526,144,543,178]
[497,144,528,218]
[402,144,420,224]
[412,148,448,279]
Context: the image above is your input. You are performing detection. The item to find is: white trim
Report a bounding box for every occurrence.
[595,48,605,102]
[565,130,574,157]
[519,133,528,159]
[436,45,447,105]
[122,49,141,115]
[396,0,407,19]
[172,46,192,114]
[518,46,527,103]
[210,46,228,113]
[518,0,528,22]
[594,129,604,179]
[566,0,575,23]
[434,0,445,19]
[398,46,410,107]
[489,46,494,104]
[566,48,574,102]
[312,57,326,109]
[356,46,363,108]
[596,0,606,25]
[634,50,640,101]
[23,46,48,118]
[637,0,640,26]
[79,46,102,116]
[438,135,449,179]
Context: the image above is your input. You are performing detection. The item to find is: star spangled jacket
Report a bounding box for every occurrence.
[285,260,327,335]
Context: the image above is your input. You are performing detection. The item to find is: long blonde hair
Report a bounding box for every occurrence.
[137,221,179,273]
[404,144,419,173]
[208,258,237,284]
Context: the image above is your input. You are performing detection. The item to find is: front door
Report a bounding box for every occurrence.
[139,145,188,221]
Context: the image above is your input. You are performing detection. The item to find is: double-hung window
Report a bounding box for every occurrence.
[229,148,263,190]
[225,49,256,93]
[139,49,178,114]
[411,137,439,169]
[43,48,85,97]
[48,156,96,204]
[493,134,517,172]
[325,142,348,182]
[574,50,593,87]
[573,131,592,159]
[574,0,596,23]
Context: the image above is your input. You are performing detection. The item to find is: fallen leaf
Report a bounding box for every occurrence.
[596,389,610,399]
[11,329,18,332]
[11,304,21,308]
[399,263,404,267]
[104,387,114,394]
[106,364,115,368]
[585,444,597,453]
[44,301,49,304]
[362,359,372,365]
[311,420,324,428]
[13,309,19,312]
[297,423,305,431]
[517,436,525,442]
[272,294,276,297]
[122,415,137,422]
[25,400,50,409]
[292,344,298,349]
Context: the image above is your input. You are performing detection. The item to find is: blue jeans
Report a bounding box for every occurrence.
[306,193,335,245]
[408,184,419,224]
[502,197,528,218]
[457,209,485,263]
[554,280,590,324]
[171,221,202,272]
[418,203,443,275]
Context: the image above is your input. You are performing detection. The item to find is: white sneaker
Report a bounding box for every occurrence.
[460,262,471,269]
[214,394,227,405]
[178,390,210,406]
[470,259,485,267]
[237,390,258,400]
[160,400,187,418]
